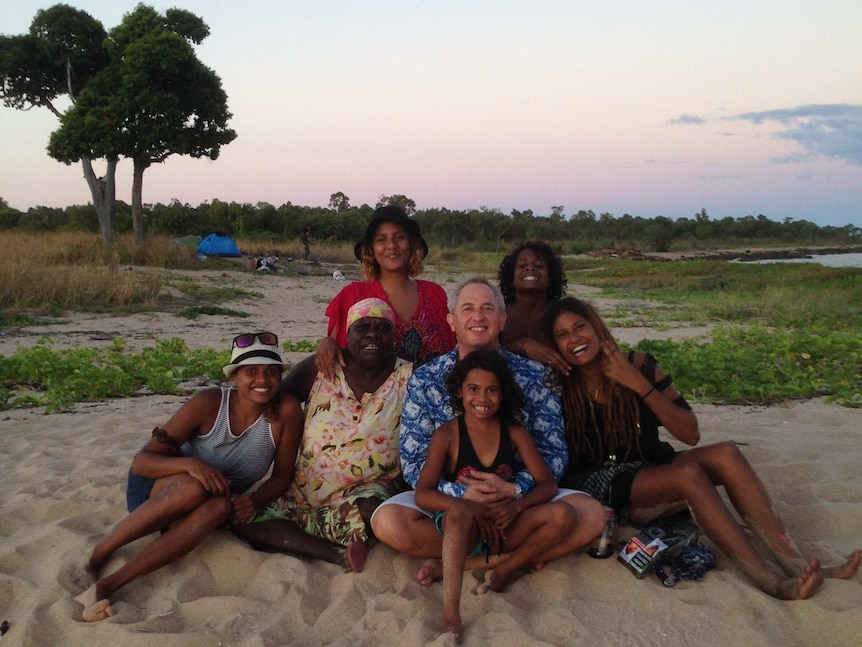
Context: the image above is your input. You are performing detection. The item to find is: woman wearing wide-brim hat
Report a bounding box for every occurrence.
[79,332,302,622]
[316,205,454,378]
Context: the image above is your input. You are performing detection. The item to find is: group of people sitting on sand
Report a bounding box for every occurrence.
[82,206,860,640]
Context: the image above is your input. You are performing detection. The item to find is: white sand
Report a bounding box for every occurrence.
[1,268,859,646]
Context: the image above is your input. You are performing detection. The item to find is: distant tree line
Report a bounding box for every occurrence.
[0,195,857,253]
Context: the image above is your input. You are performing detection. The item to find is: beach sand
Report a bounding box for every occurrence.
[1,267,860,646]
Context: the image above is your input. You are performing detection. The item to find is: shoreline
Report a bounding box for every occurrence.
[582,244,862,262]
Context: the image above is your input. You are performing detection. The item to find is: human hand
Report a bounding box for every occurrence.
[521,338,571,376]
[485,500,519,530]
[600,341,649,393]
[186,459,231,496]
[463,500,502,547]
[314,336,345,382]
[458,471,516,505]
[231,494,256,523]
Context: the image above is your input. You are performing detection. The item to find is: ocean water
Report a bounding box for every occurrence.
[741,252,862,268]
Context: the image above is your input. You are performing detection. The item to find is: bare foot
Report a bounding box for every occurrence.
[529,561,546,574]
[475,569,508,595]
[76,587,114,623]
[440,614,463,645]
[345,541,369,573]
[83,599,114,623]
[821,549,861,580]
[417,559,443,587]
[777,558,823,600]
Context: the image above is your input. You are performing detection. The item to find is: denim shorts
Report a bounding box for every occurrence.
[126,468,156,512]
[433,511,485,558]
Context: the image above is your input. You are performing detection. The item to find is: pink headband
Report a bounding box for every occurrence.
[346,298,395,330]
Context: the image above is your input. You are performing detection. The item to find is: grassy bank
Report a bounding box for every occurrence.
[572,258,862,329]
[561,258,861,407]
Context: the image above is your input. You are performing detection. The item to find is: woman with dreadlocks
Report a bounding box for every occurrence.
[548,297,860,600]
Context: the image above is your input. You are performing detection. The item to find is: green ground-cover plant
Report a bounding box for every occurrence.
[0,337,231,413]
[583,260,862,407]
[631,324,860,407]
[2,237,859,410]
[283,340,319,353]
[0,312,50,327]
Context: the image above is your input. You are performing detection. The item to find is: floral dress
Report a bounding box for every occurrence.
[266,358,412,546]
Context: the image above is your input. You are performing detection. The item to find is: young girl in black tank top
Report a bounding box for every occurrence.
[443,414,517,483]
[415,350,560,642]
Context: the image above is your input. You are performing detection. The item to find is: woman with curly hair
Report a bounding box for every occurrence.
[498,241,570,374]
[316,205,454,377]
[549,297,860,599]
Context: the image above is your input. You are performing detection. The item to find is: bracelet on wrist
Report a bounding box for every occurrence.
[641,386,656,399]
[512,482,522,499]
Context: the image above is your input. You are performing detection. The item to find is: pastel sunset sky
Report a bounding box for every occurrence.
[2,1,861,227]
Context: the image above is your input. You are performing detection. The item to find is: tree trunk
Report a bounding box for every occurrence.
[131,160,146,246]
[81,156,118,244]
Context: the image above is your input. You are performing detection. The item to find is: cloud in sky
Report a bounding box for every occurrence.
[669,104,862,165]
[667,114,707,126]
[737,104,862,165]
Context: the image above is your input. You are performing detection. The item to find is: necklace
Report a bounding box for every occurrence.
[583,380,606,401]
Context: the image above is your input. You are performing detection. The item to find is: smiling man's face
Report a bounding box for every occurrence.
[447,281,506,356]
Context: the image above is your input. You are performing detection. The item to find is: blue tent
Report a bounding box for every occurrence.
[197,232,241,257]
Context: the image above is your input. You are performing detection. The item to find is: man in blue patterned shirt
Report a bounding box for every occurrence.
[371,277,604,582]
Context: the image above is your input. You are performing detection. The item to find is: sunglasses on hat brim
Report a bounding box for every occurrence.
[231,332,279,349]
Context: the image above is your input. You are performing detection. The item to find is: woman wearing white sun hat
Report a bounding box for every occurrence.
[79,332,302,622]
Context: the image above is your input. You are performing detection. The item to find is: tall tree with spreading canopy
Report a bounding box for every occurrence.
[376,194,416,215]
[48,4,237,245]
[0,4,118,242]
[328,191,351,212]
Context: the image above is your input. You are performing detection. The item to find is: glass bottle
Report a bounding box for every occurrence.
[588,506,617,558]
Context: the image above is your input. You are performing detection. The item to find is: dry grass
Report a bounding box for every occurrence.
[0,232,172,310]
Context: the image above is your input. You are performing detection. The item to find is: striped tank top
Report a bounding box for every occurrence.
[180,386,275,494]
